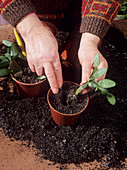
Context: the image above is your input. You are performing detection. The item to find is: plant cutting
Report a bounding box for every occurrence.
[0,40,48,97]
[76,53,116,105]
[47,53,116,126]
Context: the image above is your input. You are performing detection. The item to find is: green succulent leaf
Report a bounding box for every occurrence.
[0,55,9,62]
[0,68,11,76]
[37,75,46,80]
[9,61,22,76]
[94,53,100,67]
[92,67,107,78]
[95,87,99,91]
[5,53,12,61]
[88,81,97,89]
[0,55,9,69]
[74,52,117,105]
[98,79,116,88]
[75,83,87,95]
[99,87,108,95]
[116,14,127,20]
[91,67,97,76]
[10,44,19,58]
[3,40,12,47]
[106,93,116,105]
[17,53,24,59]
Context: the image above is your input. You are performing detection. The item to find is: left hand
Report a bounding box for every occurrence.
[17,13,63,94]
[78,32,108,94]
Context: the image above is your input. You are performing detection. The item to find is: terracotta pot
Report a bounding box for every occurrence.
[12,76,49,97]
[47,81,89,126]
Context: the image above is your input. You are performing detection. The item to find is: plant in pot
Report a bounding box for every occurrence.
[0,40,49,97]
[47,54,116,126]
[115,0,127,20]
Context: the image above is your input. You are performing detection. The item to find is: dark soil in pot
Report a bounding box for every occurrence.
[49,82,87,114]
[15,67,42,84]
[14,58,44,84]
[0,27,127,169]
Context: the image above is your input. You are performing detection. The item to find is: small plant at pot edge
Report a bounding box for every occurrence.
[0,40,46,80]
[75,53,116,105]
[0,40,25,78]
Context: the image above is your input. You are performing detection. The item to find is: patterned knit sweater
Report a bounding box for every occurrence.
[0,0,124,39]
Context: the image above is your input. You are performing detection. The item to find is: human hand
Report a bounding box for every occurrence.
[17,13,63,94]
[78,32,108,94]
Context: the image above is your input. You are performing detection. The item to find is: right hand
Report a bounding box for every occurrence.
[17,13,63,94]
[78,33,108,94]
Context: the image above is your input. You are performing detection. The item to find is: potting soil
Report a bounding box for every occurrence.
[15,66,43,84]
[49,82,88,114]
[0,27,127,169]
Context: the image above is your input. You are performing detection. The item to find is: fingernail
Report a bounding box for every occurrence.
[82,90,86,95]
[52,88,58,94]
[58,82,62,88]
[82,80,87,84]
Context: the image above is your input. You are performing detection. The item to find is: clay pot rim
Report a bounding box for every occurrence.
[47,81,89,116]
[11,74,46,86]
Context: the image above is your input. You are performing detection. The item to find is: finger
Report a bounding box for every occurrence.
[44,62,59,94]
[82,87,93,94]
[35,66,44,76]
[27,53,36,72]
[81,62,91,83]
[53,58,63,88]
[28,61,35,73]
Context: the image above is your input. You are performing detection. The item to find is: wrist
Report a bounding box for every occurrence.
[16,13,43,39]
[82,32,102,47]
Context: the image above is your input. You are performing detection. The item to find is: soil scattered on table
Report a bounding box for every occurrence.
[0,27,127,169]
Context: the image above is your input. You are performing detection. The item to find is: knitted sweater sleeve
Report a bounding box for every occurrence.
[0,0,124,39]
[0,0,35,26]
[80,0,124,39]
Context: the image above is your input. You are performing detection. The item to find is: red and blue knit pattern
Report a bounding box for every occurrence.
[0,0,122,24]
[0,0,15,14]
[82,0,122,24]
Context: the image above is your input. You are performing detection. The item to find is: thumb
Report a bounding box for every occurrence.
[81,62,91,84]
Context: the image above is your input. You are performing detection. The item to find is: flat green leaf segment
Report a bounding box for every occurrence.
[106,93,116,105]
[0,40,24,77]
[75,53,116,105]
[10,61,22,76]
[0,68,11,76]
[37,75,46,80]
[92,67,97,76]
[99,87,108,95]
[116,1,127,20]
[98,79,116,88]
[92,67,107,78]
[94,53,100,67]
[0,55,9,69]
[10,44,19,58]
[3,40,12,47]
[75,83,87,95]
[88,81,97,88]
[5,53,12,61]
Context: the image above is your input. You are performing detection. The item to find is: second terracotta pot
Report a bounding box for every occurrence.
[47,81,89,126]
[12,76,49,97]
